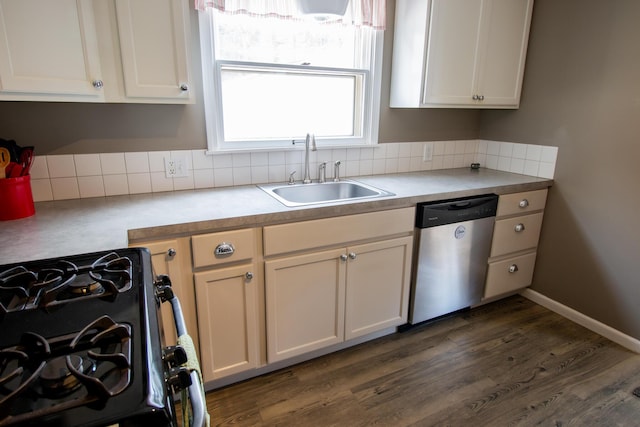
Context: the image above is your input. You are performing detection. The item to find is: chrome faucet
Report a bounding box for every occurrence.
[292,133,317,184]
[303,133,317,183]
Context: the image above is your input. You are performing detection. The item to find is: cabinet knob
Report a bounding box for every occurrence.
[180,83,189,91]
[478,95,485,101]
[340,254,348,262]
[348,252,357,260]
[167,248,177,257]
[514,223,525,232]
[92,80,104,89]
[245,272,254,280]
[472,94,479,100]
[508,264,519,273]
[519,198,530,208]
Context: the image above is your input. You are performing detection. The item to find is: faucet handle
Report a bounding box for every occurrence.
[333,160,341,182]
[288,170,296,184]
[318,162,327,183]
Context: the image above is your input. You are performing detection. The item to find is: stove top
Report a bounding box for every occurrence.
[0,248,175,427]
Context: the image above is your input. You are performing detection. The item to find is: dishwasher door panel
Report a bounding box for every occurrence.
[409,215,495,324]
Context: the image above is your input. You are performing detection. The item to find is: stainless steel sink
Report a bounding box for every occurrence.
[258,180,395,207]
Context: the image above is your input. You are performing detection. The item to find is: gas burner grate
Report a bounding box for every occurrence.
[0,315,132,425]
[0,252,133,316]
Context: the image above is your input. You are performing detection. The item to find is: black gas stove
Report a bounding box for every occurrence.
[0,248,200,427]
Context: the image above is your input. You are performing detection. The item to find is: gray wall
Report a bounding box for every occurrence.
[0,0,478,155]
[480,0,640,339]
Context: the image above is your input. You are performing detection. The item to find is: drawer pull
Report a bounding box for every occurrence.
[214,242,235,258]
[519,199,530,208]
[167,248,176,257]
[514,223,526,232]
[245,272,254,280]
[508,264,519,273]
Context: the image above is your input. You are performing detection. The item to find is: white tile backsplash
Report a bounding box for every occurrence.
[127,173,152,194]
[103,174,129,196]
[47,155,76,178]
[100,153,126,175]
[50,177,79,200]
[28,140,558,202]
[192,149,214,170]
[74,154,102,177]
[29,157,49,179]
[78,175,106,198]
[124,152,150,174]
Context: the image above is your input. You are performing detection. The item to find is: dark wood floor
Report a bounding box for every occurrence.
[199,295,640,426]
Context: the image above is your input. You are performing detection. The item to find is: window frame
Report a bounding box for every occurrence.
[198,8,384,153]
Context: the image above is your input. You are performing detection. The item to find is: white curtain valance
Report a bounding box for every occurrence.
[194,0,386,30]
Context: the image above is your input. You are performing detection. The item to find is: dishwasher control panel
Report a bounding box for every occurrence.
[416,194,498,228]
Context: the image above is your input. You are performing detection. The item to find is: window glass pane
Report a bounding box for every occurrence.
[220,67,358,141]
[214,13,357,68]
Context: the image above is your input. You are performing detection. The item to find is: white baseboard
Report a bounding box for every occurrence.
[520,289,640,354]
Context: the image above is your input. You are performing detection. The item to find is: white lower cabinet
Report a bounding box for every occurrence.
[264,208,414,363]
[191,228,263,382]
[344,237,413,340]
[484,189,548,299]
[194,264,260,381]
[131,238,196,352]
[265,248,346,362]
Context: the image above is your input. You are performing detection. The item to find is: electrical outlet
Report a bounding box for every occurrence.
[164,154,189,178]
[423,142,434,161]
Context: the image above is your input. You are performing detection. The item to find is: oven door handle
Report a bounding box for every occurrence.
[167,295,208,427]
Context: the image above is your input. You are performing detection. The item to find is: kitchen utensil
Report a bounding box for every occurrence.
[9,162,24,178]
[0,146,10,178]
[19,146,34,176]
[0,138,20,162]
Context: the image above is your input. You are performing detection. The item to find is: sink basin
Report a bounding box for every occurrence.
[258,180,395,207]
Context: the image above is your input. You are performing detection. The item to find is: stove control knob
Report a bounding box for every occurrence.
[166,366,192,391]
[155,274,174,302]
[163,345,188,366]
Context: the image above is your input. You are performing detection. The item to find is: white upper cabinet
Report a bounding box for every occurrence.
[114,0,192,102]
[0,0,193,103]
[0,0,104,101]
[390,0,534,109]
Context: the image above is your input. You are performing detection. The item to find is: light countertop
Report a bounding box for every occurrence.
[0,168,552,264]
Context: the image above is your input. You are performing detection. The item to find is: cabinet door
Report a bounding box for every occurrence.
[115,0,192,102]
[475,0,533,106]
[0,0,103,101]
[422,0,482,106]
[135,239,195,351]
[195,264,259,381]
[419,0,532,108]
[345,236,413,340]
[265,248,346,363]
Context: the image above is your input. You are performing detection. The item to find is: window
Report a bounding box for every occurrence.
[198,3,384,152]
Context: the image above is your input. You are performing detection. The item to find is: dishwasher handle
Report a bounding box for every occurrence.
[416,194,498,228]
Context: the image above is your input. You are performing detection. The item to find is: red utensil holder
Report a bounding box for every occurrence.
[0,175,35,220]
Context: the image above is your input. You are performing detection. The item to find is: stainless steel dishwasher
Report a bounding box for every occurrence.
[409,194,498,324]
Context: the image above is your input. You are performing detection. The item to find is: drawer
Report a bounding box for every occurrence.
[497,189,548,217]
[263,207,415,257]
[490,212,543,257]
[484,252,537,298]
[192,228,256,268]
